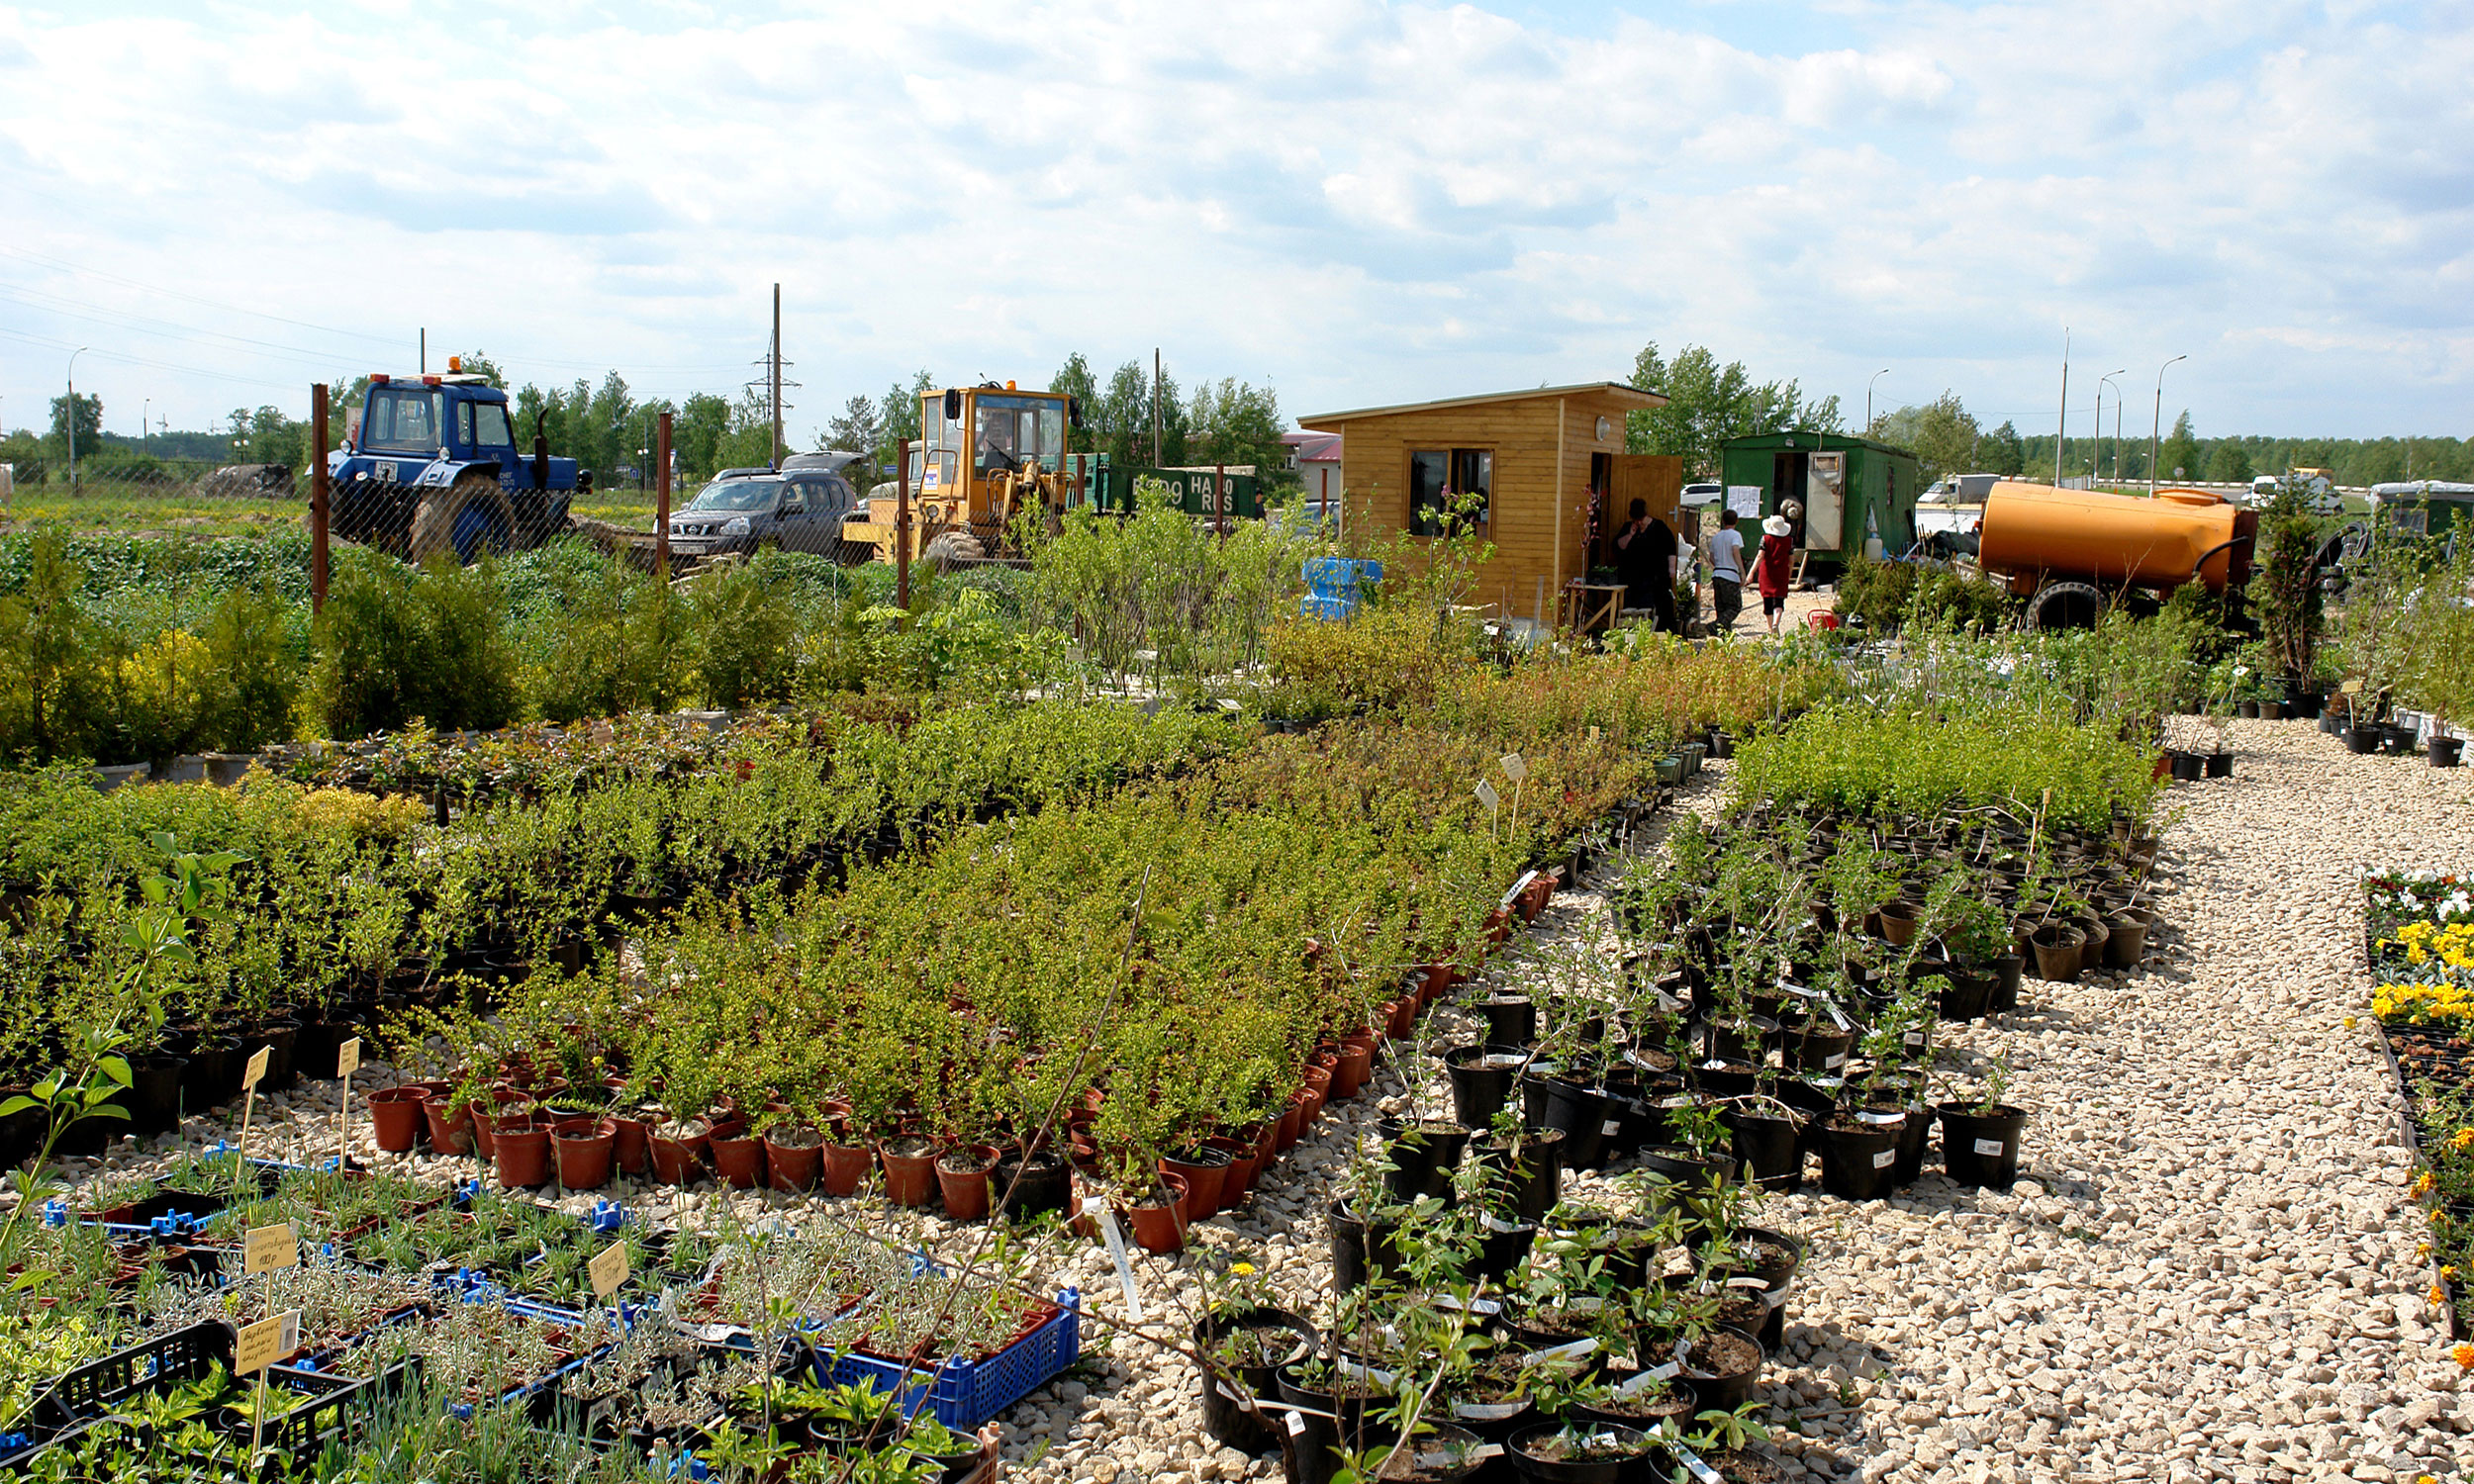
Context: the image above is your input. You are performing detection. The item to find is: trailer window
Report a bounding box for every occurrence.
[1409,448,1490,536]
[473,403,514,448]
[364,390,445,454]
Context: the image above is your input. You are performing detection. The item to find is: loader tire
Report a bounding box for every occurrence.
[2024,581,2105,632]
[922,528,985,571]
[408,473,517,567]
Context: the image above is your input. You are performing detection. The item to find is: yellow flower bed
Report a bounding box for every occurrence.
[2381,921,2474,972]
[2375,981,2474,1026]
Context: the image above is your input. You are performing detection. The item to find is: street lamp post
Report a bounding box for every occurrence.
[143,398,149,458]
[2097,371,2125,486]
[2149,354,2188,496]
[1866,369,1889,433]
[66,347,90,494]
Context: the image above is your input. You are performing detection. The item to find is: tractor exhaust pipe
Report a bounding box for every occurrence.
[531,411,550,491]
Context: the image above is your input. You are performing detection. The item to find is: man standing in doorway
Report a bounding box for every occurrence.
[1706,508,1746,634]
[1614,498,1678,634]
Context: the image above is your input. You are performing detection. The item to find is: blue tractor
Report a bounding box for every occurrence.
[327,365,593,564]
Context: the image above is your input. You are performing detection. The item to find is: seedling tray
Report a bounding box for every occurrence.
[809,1289,1079,1432]
[29,1319,236,1435]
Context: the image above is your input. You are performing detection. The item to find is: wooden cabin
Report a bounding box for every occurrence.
[1297,383,1672,625]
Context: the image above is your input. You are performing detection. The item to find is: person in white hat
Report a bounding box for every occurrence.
[1756,510,1795,633]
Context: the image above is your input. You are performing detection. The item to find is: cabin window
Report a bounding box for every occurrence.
[1409,447,1491,536]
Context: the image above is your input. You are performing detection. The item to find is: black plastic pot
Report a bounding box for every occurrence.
[1936,967,1992,1024]
[1815,1117,1903,1201]
[1445,1044,1530,1130]
[2386,724,2421,755]
[2103,911,2151,970]
[1330,1199,1406,1294]
[1382,1120,1470,1205]
[1675,1324,1766,1413]
[1475,995,1538,1048]
[2204,749,2235,779]
[1505,1421,1652,1484]
[2029,923,2083,982]
[1689,1060,1759,1097]
[1473,1213,1538,1283]
[1719,1105,1803,1191]
[1476,1132,1564,1221]
[251,1020,301,1094]
[1194,1307,1316,1451]
[1938,1102,2028,1190]
[997,1149,1070,1221]
[1702,1015,1775,1065]
[1986,955,2025,1014]
[2344,725,2381,755]
[1782,1021,1855,1075]
[128,1054,188,1136]
[2167,751,2205,782]
[292,1020,349,1082]
[1535,1077,1617,1169]
[2435,736,2465,769]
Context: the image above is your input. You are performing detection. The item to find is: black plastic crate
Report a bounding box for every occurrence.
[31,1320,236,1434]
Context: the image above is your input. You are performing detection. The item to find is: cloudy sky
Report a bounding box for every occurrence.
[1,0,2467,450]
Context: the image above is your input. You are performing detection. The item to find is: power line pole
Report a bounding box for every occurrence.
[770,284,783,471]
[2053,327,2068,487]
[1152,348,1163,466]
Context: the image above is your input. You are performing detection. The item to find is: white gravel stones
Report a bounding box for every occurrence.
[38,717,2474,1481]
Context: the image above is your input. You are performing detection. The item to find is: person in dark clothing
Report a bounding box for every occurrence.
[1614,498,1678,633]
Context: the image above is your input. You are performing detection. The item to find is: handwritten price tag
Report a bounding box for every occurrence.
[242,1046,270,1090]
[1499,752,1528,783]
[589,1241,631,1298]
[234,1310,300,1376]
[334,1038,361,1078]
[243,1223,298,1275]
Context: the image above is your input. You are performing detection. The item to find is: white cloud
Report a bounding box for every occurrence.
[0,0,2466,445]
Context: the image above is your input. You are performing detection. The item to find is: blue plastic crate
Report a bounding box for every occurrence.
[1302,557,1381,600]
[810,1288,1079,1432]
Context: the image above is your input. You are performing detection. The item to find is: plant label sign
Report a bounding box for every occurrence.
[1475,779,1500,813]
[1871,1148,1897,1169]
[242,1223,298,1276]
[1675,1449,1727,1484]
[1082,1197,1145,1325]
[242,1046,270,1090]
[334,1038,361,1078]
[1499,752,1528,783]
[589,1241,631,1298]
[1973,1137,2008,1158]
[234,1310,300,1377]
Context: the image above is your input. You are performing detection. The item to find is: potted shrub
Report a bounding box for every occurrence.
[1937,1060,2028,1191]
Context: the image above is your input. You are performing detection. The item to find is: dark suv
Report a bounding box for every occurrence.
[667,470,863,564]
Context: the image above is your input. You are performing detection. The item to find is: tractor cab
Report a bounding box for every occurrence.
[848,381,1075,564]
[329,359,590,564]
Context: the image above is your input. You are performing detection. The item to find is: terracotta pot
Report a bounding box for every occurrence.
[1161,1148,1232,1221]
[647,1119,712,1185]
[708,1120,764,1190]
[818,1136,873,1197]
[610,1111,652,1177]
[763,1124,823,1193]
[938,1143,1000,1220]
[419,1092,475,1155]
[492,1115,551,1189]
[552,1116,618,1190]
[879,1136,938,1206]
[1383,995,1418,1041]
[1298,1076,1329,1130]
[1207,1134,1260,1203]
[1126,1172,1190,1254]
[1486,906,1513,945]
[1332,1036,1378,1100]
[467,1103,500,1159]
[1277,1091,1309,1152]
[369,1087,428,1154]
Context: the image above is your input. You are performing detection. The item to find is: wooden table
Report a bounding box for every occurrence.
[1559,581,1629,637]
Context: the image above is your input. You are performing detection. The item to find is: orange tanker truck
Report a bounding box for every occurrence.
[1975,483,2260,630]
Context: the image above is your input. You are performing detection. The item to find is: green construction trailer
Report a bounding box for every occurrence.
[1718,431,1925,579]
[1063,455,1263,519]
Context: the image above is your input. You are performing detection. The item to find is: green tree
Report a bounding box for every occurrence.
[46,393,102,462]
[672,393,733,480]
[1052,353,1099,453]
[451,350,508,388]
[823,395,880,461]
[1185,377,1289,486]
[1970,419,2026,477]
[2158,411,2199,483]
[1869,392,1980,482]
[2206,442,2253,483]
[874,369,933,479]
[1624,341,1842,477]
[227,407,306,470]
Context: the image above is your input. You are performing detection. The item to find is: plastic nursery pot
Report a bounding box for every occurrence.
[1329,1197,1407,1294]
[762,1123,824,1194]
[647,1120,712,1185]
[937,1143,1000,1219]
[492,1115,553,1189]
[1783,1021,1856,1076]
[1126,1172,1190,1254]
[1935,967,1993,1024]
[817,1132,873,1197]
[551,1117,618,1191]
[2435,737,2466,769]
[609,1110,652,1177]
[1331,1037,1378,1101]
[2204,749,2235,779]
[708,1121,764,1190]
[2343,725,2381,755]
[367,1087,428,1154]
[2069,911,2111,976]
[1212,1130,1268,1203]
[1160,1147,1233,1222]
[1383,994,1419,1041]
[1676,1323,1766,1413]
[1475,1130,1564,1221]
[878,1135,938,1207]
[1505,1421,1653,1484]
[1938,1102,2029,1191]
[1277,1091,1310,1152]
[997,1148,1071,1221]
[126,1054,187,1137]
[1533,1076,1617,1169]
[1380,1119,1470,1205]
[1814,1114,1903,1202]
[423,1095,476,1157]
[2103,911,2152,971]
[1876,902,1922,947]
[1193,1307,1318,1452]
[1445,1044,1524,1123]
[1987,955,2026,1015]
[2029,923,2084,983]
[1475,994,1538,1049]
[1719,1105,1804,1192]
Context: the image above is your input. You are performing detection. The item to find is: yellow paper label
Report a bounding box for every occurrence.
[588,1241,630,1298]
[243,1223,298,1275]
[335,1038,361,1078]
[243,1046,270,1089]
[234,1310,300,1376]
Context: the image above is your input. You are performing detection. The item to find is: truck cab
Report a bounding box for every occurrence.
[329,365,589,564]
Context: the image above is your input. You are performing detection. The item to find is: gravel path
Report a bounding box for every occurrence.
[45,718,2474,1483]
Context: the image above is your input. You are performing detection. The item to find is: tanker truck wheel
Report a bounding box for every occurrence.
[408,473,517,567]
[2025,581,2106,632]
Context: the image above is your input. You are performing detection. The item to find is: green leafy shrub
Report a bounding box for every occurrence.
[309,548,520,738]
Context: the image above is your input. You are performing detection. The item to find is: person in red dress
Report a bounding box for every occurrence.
[1756,511,1795,635]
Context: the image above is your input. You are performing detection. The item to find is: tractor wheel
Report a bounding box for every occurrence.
[2024,581,2106,632]
[921,528,985,571]
[408,473,517,567]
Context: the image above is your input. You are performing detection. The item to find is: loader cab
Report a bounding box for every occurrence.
[907,384,1071,510]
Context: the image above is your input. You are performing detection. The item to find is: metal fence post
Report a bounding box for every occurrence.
[311,383,330,614]
[896,437,911,627]
[655,411,673,581]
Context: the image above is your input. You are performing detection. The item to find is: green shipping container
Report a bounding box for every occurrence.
[1064,455,1261,519]
[1717,432,1925,575]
